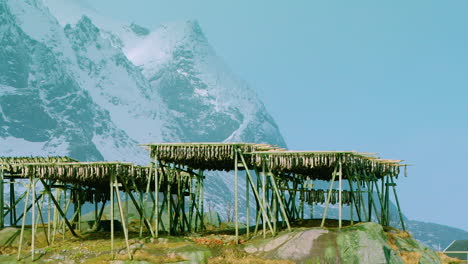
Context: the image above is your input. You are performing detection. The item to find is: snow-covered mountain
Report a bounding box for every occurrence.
[0,0,465,250]
[1,0,284,161]
[0,0,285,228]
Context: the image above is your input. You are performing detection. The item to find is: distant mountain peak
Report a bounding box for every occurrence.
[64,15,100,44]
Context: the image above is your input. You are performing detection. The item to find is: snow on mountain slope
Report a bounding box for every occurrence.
[128,20,285,145]
[43,0,286,147]
[63,16,168,146]
[0,0,146,162]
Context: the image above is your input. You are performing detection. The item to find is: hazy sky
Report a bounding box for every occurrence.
[80,0,468,231]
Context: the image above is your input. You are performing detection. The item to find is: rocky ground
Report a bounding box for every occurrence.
[0,222,462,264]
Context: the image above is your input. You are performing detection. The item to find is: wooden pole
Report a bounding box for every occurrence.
[389,176,406,231]
[272,185,277,233]
[151,157,159,237]
[355,179,367,222]
[51,188,60,243]
[38,179,79,237]
[0,168,4,229]
[94,193,98,230]
[8,178,14,226]
[268,172,291,231]
[78,190,82,232]
[120,176,154,236]
[365,181,381,224]
[17,178,32,260]
[338,160,342,229]
[246,169,250,237]
[372,180,386,225]
[166,168,171,234]
[36,192,49,245]
[234,150,239,243]
[15,192,44,225]
[200,171,205,230]
[47,182,52,242]
[62,190,67,239]
[385,175,390,226]
[321,167,338,228]
[261,160,266,238]
[188,177,193,232]
[138,189,144,237]
[347,173,362,222]
[31,176,36,261]
[110,172,114,259]
[239,154,275,235]
[114,174,132,260]
[125,191,129,232]
[254,170,260,235]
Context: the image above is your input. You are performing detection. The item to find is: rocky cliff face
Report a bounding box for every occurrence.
[0,0,140,161]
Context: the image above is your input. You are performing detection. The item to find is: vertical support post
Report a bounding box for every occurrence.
[36,193,49,245]
[355,179,367,222]
[154,156,160,237]
[268,171,291,231]
[125,191,129,232]
[385,175,390,226]
[199,170,205,230]
[234,149,239,243]
[338,160,342,229]
[240,155,275,235]
[261,158,266,238]
[114,173,132,260]
[0,168,4,229]
[138,189,144,237]
[321,167,338,228]
[347,173,354,225]
[381,176,387,225]
[372,179,386,225]
[78,190,82,232]
[348,173,362,222]
[94,193,98,230]
[272,186,277,233]
[309,178,314,219]
[254,170,260,235]
[300,184,304,220]
[367,181,373,222]
[110,172,114,259]
[10,178,16,226]
[52,188,60,243]
[166,168,171,234]
[350,193,354,225]
[47,182,52,242]
[17,178,32,260]
[246,169,250,237]
[31,176,36,261]
[188,177,193,231]
[390,176,406,231]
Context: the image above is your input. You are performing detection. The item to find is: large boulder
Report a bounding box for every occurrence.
[244,222,444,264]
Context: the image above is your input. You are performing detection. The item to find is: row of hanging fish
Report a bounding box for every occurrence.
[5,163,152,188]
[70,187,109,203]
[300,189,353,205]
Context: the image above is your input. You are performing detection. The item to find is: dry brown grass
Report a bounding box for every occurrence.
[399,251,422,264]
[437,252,465,264]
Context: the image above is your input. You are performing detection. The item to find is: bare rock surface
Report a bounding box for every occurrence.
[243,223,445,264]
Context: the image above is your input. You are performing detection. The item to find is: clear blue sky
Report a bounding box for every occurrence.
[83,0,468,231]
